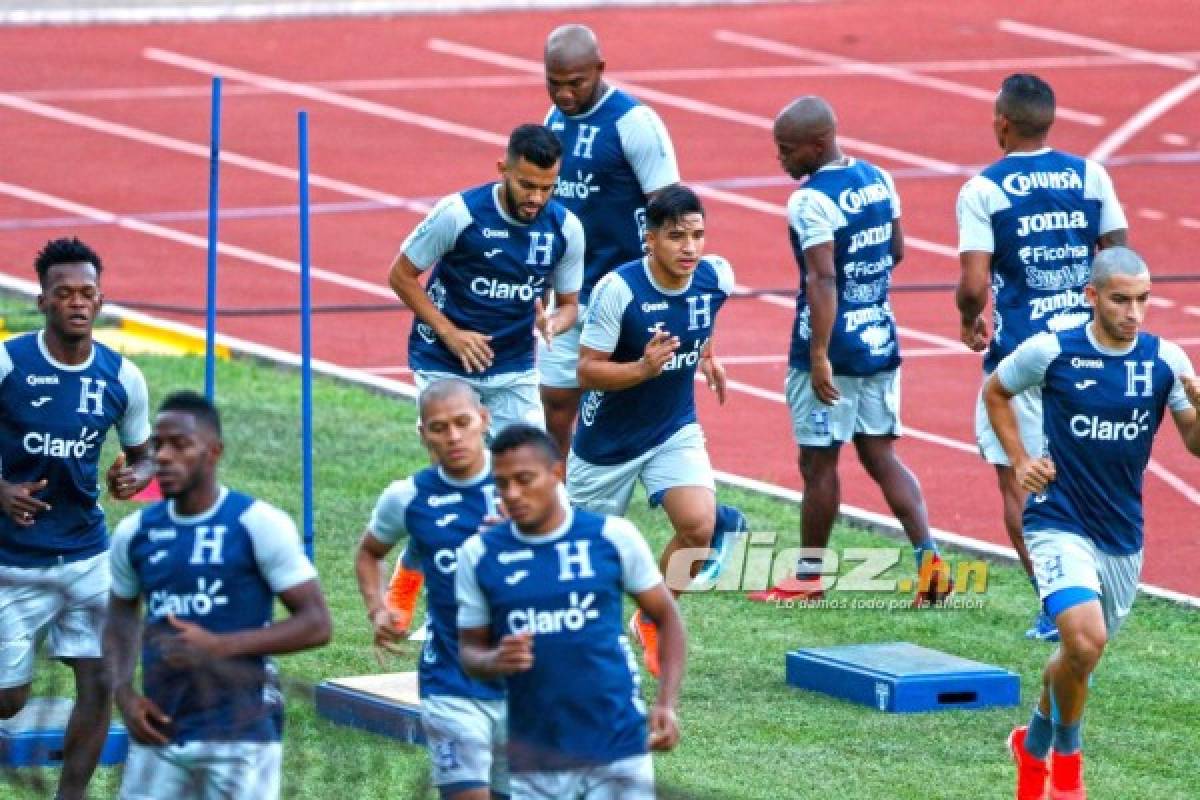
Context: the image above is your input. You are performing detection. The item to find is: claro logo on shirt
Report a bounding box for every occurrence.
[507,591,599,634]
[24,427,99,459]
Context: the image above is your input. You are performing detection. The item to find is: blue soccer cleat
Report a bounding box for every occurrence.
[1025,611,1060,642]
[694,504,747,584]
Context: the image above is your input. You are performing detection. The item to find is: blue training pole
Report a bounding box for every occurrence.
[298,111,314,560]
[204,76,222,402]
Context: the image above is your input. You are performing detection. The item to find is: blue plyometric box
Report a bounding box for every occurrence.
[315,671,424,744]
[786,642,1020,713]
[0,697,128,767]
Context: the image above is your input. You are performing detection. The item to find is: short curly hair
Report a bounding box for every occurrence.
[34,237,103,287]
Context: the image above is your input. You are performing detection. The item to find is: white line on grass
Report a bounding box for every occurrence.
[713,30,1104,126]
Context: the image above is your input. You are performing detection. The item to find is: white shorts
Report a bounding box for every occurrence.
[421,694,508,793]
[566,424,714,516]
[536,312,584,390]
[415,369,545,437]
[975,375,1044,466]
[786,367,901,447]
[0,552,109,688]
[510,753,655,800]
[1026,530,1143,636]
[119,740,282,800]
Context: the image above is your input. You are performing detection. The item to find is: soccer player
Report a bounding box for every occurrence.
[0,237,153,800]
[567,185,745,676]
[457,425,685,800]
[538,24,681,457]
[354,378,508,799]
[956,73,1128,641]
[105,392,332,800]
[389,123,584,437]
[985,247,1198,800]
[749,96,949,605]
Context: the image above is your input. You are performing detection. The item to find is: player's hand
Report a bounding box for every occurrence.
[534,297,557,347]
[369,607,409,659]
[1015,456,1056,494]
[699,354,727,405]
[647,705,680,751]
[115,686,172,746]
[0,478,51,527]
[441,327,494,374]
[810,355,840,405]
[639,329,680,380]
[162,614,228,667]
[1183,375,1200,410]
[106,452,140,500]
[960,317,990,352]
[490,631,534,675]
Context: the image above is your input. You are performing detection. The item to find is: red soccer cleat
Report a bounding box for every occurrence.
[629,610,661,678]
[386,564,424,632]
[746,576,826,603]
[1008,726,1050,800]
[1048,750,1086,800]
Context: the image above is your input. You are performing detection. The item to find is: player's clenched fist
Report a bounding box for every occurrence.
[490,631,534,675]
[1015,456,1056,494]
[638,329,680,379]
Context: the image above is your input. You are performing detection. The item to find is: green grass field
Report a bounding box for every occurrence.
[2,293,1198,799]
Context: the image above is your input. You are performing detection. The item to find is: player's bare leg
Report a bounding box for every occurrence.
[540,386,581,460]
[57,658,111,800]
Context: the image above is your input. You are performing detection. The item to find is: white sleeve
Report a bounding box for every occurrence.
[1084,160,1128,236]
[957,176,1007,253]
[1159,339,1196,412]
[995,333,1061,394]
[553,211,586,294]
[400,194,472,271]
[616,105,680,194]
[706,255,736,297]
[878,167,902,219]
[116,359,151,447]
[243,501,319,594]
[109,511,143,599]
[579,272,634,353]
[455,534,491,629]
[367,478,417,546]
[0,342,12,384]
[601,517,663,594]
[787,188,843,250]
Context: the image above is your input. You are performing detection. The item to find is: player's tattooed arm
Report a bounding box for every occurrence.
[633,584,686,752]
[105,594,172,746]
[459,627,534,680]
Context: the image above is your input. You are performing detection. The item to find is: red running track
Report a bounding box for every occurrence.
[0,0,1197,595]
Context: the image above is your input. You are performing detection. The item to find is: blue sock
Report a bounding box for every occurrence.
[1053,719,1083,755]
[913,539,940,572]
[713,504,746,544]
[1025,708,1053,760]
